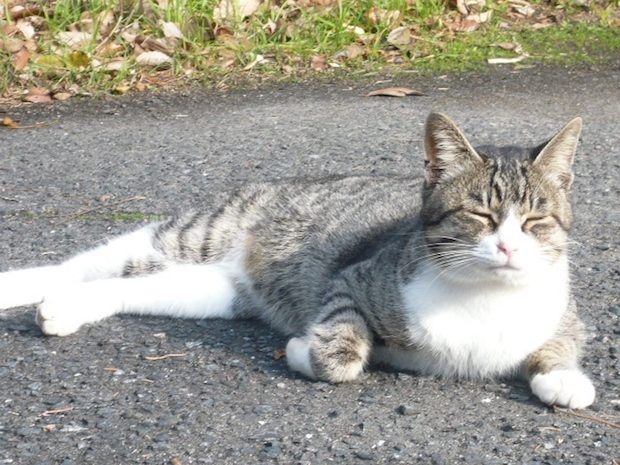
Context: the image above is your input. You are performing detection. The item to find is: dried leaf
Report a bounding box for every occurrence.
[387,26,411,47]
[367,8,402,28]
[115,84,131,94]
[53,92,72,101]
[135,50,172,67]
[311,54,327,71]
[491,42,516,50]
[0,37,25,53]
[16,19,36,39]
[274,349,286,360]
[214,0,261,21]
[364,87,425,97]
[14,46,30,71]
[25,87,53,103]
[161,21,184,39]
[243,54,264,71]
[345,44,363,60]
[2,117,20,128]
[487,56,527,64]
[96,10,116,37]
[263,19,277,35]
[344,24,365,35]
[58,31,93,50]
[97,57,126,72]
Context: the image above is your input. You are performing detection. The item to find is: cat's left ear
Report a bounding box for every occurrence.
[424,112,484,185]
[532,117,582,191]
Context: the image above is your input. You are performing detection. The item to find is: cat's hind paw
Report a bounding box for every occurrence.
[530,369,595,409]
[36,295,88,337]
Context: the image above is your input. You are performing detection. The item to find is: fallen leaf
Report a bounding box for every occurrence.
[243,54,264,71]
[42,424,56,432]
[274,349,286,360]
[262,19,277,35]
[2,117,20,128]
[0,37,25,53]
[344,24,365,35]
[214,0,261,21]
[53,92,72,101]
[15,19,36,39]
[114,84,131,94]
[14,45,30,71]
[97,57,126,72]
[311,54,327,71]
[491,42,516,50]
[367,8,402,28]
[161,21,184,39]
[135,50,172,67]
[364,87,425,97]
[488,56,527,64]
[387,26,411,47]
[58,31,93,50]
[345,44,364,60]
[25,87,53,103]
[96,10,116,37]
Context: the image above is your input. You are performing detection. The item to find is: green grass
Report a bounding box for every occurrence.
[0,0,618,100]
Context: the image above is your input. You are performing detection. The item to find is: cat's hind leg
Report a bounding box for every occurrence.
[0,224,163,310]
[36,263,237,336]
[286,309,372,383]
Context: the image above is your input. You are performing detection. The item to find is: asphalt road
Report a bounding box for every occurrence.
[1,63,619,465]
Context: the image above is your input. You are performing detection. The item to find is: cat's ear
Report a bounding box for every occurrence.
[424,112,483,185]
[532,117,582,191]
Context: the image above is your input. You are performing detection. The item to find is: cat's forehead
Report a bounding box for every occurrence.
[474,145,540,162]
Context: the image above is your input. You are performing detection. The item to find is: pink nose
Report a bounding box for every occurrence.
[498,242,518,259]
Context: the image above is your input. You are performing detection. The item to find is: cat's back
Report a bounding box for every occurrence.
[214,175,423,247]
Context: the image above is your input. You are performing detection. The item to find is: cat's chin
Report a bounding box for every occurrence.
[438,264,537,287]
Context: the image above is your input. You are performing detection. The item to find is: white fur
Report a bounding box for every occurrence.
[36,263,237,336]
[286,337,316,379]
[1,225,248,336]
[530,370,595,409]
[379,254,570,379]
[0,225,161,310]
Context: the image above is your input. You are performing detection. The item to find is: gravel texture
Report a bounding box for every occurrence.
[1,63,619,464]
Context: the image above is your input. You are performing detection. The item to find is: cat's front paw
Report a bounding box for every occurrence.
[36,295,86,336]
[530,369,595,409]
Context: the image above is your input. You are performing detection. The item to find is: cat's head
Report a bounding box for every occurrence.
[420,112,581,286]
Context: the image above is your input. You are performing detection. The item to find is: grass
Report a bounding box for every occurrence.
[0,0,619,102]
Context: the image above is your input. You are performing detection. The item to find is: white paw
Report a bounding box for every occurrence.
[286,337,316,380]
[530,369,595,409]
[36,296,87,336]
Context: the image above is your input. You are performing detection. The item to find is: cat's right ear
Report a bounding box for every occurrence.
[424,112,483,185]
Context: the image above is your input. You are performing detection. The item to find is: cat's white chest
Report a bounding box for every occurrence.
[384,262,569,379]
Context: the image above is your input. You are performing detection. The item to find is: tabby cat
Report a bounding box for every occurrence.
[0,113,595,409]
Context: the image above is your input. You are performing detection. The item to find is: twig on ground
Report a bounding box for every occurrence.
[553,406,620,429]
[56,195,145,225]
[144,353,186,361]
[39,406,74,417]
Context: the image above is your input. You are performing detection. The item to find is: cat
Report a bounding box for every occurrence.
[0,112,595,409]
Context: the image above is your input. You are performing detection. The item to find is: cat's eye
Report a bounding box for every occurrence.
[521,215,549,232]
[466,210,497,227]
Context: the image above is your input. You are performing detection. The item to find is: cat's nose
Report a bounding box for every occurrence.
[498,242,518,260]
